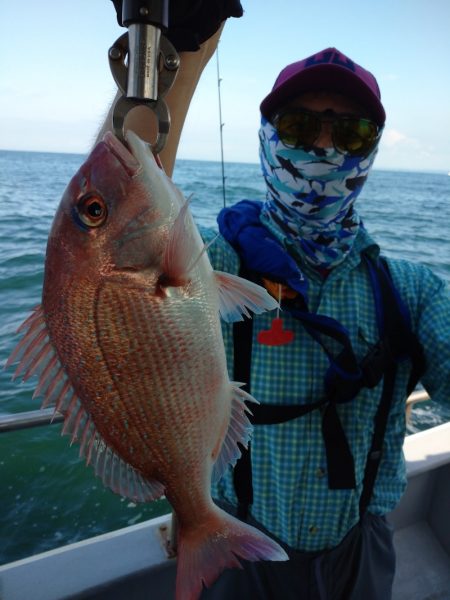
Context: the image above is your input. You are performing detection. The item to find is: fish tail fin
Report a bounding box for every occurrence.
[175,507,288,600]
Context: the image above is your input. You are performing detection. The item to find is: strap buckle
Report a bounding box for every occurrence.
[360,340,392,389]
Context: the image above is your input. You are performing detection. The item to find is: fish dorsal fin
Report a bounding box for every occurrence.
[212,383,257,482]
[214,271,279,323]
[7,306,164,503]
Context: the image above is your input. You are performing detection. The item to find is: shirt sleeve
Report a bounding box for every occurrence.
[416,274,450,408]
[389,259,450,408]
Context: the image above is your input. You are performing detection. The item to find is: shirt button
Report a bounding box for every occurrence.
[309,526,319,535]
[316,467,326,478]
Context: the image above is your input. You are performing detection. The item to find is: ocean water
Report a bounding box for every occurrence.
[0,149,449,565]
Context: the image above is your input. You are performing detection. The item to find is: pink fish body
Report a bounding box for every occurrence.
[7,132,287,599]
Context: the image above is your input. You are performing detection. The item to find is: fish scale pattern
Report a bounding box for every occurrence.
[93,279,228,502]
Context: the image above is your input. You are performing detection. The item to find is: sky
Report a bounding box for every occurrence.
[1,0,450,173]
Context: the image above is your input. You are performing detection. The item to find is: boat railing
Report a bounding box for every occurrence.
[0,390,431,434]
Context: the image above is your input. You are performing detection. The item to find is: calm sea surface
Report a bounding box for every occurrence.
[0,149,449,564]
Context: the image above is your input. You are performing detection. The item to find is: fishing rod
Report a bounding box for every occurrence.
[216,44,227,208]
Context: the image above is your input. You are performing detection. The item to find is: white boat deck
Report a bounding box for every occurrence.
[389,423,450,599]
[1,422,449,600]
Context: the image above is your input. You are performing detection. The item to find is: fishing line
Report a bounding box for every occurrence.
[216,44,227,208]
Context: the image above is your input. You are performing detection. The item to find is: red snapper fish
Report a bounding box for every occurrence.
[6,131,288,599]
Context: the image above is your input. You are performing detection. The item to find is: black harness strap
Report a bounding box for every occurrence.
[322,402,357,489]
[233,312,254,518]
[358,257,425,516]
[232,256,425,522]
[358,363,397,516]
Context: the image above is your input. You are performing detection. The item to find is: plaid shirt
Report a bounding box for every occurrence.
[202,224,450,552]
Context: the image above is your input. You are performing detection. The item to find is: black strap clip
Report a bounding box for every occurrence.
[360,339,392,389]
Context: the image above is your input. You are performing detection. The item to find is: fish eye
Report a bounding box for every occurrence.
[77,194,108,228]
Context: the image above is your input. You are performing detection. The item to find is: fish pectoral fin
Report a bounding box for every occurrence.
[161,195,196,286]
[214,271,279,323]
[212,383,257,483]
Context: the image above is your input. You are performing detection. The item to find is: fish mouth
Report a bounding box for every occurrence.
[102,131,168,272]
[102,131,143,176]
[102,130,161,179]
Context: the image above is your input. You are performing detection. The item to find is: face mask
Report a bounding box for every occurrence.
[259,117,378,269]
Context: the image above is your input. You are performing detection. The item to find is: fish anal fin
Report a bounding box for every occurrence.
[212,383,257,482]
[214,271,279,323]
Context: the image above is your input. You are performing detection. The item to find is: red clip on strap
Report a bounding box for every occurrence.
[257,283,295,346]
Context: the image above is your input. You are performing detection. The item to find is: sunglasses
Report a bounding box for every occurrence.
[272,108,381,157]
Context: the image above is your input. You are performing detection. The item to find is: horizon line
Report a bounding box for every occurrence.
[0,147,448,177]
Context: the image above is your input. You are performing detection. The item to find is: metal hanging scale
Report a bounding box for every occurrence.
[108,2,180,154]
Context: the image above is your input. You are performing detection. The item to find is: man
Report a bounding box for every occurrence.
[196,48,450,598]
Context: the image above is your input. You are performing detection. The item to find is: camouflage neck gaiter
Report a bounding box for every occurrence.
[259,116,378,269]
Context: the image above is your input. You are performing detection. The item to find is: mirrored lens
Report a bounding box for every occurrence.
[333,118,379,156]
[274,111,321,148]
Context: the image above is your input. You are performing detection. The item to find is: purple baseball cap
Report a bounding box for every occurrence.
[260,47,386,126]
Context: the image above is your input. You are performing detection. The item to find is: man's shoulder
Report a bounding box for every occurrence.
[383,255,445,291]
[382,255,448,321]
[198,225,240,274]
[357,228,447,298]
